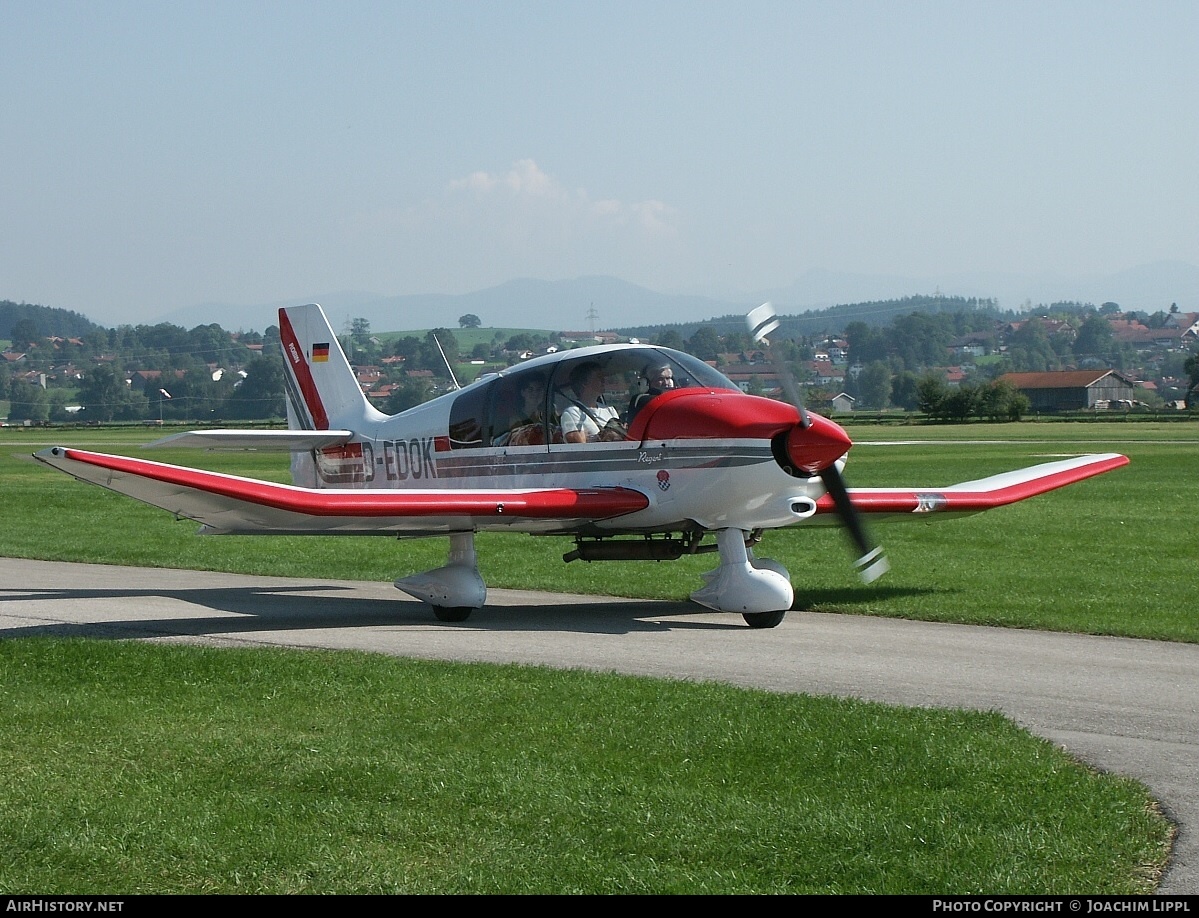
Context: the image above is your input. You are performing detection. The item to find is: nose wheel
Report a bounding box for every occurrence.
[742,609,786,629]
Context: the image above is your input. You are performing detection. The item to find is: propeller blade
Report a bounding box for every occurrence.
[747,301,888,583]
[820,463,890,583]
[747,302,809,429]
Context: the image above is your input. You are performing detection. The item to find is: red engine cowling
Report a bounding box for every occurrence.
[631,389,851,474]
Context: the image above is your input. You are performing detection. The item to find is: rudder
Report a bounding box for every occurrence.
[278,304,387,431]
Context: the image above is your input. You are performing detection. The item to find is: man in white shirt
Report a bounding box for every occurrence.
[560,362,622,443]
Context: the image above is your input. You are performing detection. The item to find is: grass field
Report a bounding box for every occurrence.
[0,639,1172,894]
[0,420,1190,892]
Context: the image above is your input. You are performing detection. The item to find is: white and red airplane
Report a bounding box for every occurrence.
[35,303,1128,628]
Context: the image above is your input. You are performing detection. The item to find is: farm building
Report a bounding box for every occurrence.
[998,370,1137,412]
[830,392,856,412]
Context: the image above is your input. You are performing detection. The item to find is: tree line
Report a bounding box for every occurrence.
[4,317,283,423]
[5,297,1197,423]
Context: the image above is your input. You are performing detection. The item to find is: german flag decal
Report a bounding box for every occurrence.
[312,343,330,363]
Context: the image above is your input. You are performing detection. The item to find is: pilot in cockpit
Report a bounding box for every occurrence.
[559,362,626,443]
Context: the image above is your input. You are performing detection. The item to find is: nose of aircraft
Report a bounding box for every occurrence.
[630,389,852,475]
[783,412,853,475]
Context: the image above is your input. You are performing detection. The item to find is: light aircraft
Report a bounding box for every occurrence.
[35,303,1128,628]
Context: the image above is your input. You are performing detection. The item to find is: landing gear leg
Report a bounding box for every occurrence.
[690,528,793,627]
[394,532,487,623]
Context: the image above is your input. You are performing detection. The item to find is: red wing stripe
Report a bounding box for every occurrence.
[816,454,1129,514]
[278,309,330,430]
[55,449,649,519]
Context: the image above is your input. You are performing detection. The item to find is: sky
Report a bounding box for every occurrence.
[2,0,1197,327]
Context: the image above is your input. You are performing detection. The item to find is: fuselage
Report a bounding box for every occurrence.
[298,344,850,535]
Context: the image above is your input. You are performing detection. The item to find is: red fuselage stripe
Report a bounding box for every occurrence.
[61,449,650,519]
[278,309,330,430]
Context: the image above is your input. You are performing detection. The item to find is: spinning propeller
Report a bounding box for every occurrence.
[747,303,889,583]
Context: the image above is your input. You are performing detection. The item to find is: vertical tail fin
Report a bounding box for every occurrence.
[278,304,388,431]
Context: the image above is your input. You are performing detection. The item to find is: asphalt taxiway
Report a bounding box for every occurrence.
[1,557,1195,894]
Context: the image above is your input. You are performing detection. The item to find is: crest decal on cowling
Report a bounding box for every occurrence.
[657,470,671,491]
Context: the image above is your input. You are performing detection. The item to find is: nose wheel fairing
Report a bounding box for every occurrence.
[690,528,793,623]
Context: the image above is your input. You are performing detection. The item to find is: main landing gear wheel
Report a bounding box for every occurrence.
[395,534,486,625]
[742,610,786,629]
[432,606,473,623]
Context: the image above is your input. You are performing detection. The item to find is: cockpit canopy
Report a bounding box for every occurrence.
[448,346,740,448]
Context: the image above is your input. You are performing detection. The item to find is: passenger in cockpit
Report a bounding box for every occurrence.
[627,361,677,423]
[493,373,547,446]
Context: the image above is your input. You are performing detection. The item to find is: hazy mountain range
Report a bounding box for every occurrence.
[152,260,1199,335]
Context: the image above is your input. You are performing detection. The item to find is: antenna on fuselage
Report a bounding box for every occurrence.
[433,334,460,390]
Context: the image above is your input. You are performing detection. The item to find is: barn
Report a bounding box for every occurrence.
[998,370,1138,413]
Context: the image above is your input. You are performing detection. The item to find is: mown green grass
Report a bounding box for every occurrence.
[2,421,1195,641]
[0,639,1170,894]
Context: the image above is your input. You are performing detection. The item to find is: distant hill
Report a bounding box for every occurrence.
[151,276,746,336]
[753,261,1199,315]
[24,260,1199,336]
[617,295,1004,340]
[0,300,104,340]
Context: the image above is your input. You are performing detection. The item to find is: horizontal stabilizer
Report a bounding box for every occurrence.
[34,447,649,535]
[814,453,1128,520]
[147,429,354,451]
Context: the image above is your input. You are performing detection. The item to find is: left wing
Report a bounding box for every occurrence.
[814,452,1128,521]
[34,447,650,536]
[145,429,354,451]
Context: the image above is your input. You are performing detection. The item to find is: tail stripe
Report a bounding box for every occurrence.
[282,361,314,430]
[279,309,330,430]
